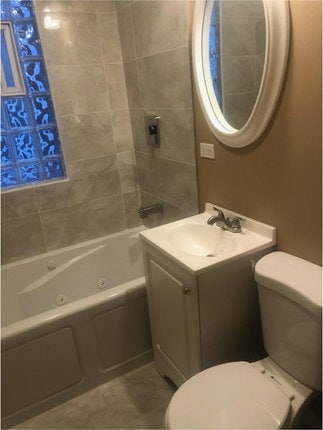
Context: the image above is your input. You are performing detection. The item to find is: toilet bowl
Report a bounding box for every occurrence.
[165,252,322,429]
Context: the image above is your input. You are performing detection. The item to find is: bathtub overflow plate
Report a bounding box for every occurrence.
[97,278,108,289]
[56,294,67,306]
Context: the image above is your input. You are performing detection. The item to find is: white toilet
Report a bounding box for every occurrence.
[165,252,322,429]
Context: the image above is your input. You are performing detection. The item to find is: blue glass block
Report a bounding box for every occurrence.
[19,162,42,184]
[1,134,14,166]
[1,166,19,188]
[1,106,8,131]
[10,0,34,19]
[38,128,61,158]
[1,134,13,165]
[44,158,64,180]
[22,60,49,93]
[31,96,55,126]
[12,131,39,162]
[14,22,41,57]
[3,97,32,129]
[1,1,10,19]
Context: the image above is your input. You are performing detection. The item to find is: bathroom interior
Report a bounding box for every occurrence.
[0,0,322,429]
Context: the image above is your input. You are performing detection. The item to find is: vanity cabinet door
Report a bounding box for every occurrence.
[143,246,200,386]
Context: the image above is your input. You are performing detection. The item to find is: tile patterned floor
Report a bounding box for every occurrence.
[14,362,175,429]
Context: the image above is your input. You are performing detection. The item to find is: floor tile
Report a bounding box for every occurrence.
[14,362,175,429]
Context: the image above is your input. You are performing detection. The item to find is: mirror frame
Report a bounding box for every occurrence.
[192,0,290,148]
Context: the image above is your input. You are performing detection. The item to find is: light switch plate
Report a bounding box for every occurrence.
[200,142,215,159]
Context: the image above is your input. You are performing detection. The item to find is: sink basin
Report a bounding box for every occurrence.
[168,223,237,257]
[140,203,276,274]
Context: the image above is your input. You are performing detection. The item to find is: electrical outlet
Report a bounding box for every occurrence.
[200,142,215,159]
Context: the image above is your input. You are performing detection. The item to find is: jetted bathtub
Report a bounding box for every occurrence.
[1,226,153,428]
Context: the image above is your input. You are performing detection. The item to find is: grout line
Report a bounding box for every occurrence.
[134,44,189,62]
[37,192,125,216]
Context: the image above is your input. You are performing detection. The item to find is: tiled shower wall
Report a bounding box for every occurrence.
[116,1,198,226]
[1,1,138,264]
[1,0,198,264]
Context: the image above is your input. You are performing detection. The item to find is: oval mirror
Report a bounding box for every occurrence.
[192,0,290,148]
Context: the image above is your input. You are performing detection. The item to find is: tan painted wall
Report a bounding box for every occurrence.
[194,1,322,265]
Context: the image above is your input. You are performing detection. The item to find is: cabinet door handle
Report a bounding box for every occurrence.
[183,287,191,295]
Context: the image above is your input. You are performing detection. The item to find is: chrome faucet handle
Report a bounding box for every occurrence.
[231,216,245,222]
[212,207,226,220]
[207,207,225,225]
[228,216,245,233]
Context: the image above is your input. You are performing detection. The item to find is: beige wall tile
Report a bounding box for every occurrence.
[36,157,121,210]
[66,156,122,205]
[40,196,126,250]
[123,61,141,108]
[149,157,198,213]
[153,108,195,164]
[105,63,128,108]
[95,1,116,13]
[136,152,197,213]
[34,180,72,212]
[37,12,101,66]
[58,112,115,162]
[117,6,136,62]
[115,1,134,12]
[131,108,195,163]
[123,190,143,229]
[35,155,122,211]
[117,151,138,193]
[129,108,150,153]
[139,191,159,228]
[111,109,134,152]
[48,65,110,116]
[1,214,46,264]
[153,201,193,226]
[1,189,38,221]
[97,12,123,62]
[131,1,188,58]
[135,152,155,195]
[137,47,192,109]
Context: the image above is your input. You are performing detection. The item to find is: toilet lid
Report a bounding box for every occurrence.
[166,362,291,429]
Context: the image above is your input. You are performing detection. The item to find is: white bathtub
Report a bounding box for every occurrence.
[1,226,153,428]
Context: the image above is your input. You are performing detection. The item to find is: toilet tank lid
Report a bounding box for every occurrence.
[255,252,322,318]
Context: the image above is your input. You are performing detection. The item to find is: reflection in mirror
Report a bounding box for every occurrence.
[208,0,266,130]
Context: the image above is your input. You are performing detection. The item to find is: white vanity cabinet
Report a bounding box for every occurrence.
[140,204,276,387]
[142,241,273,387]
[142,243,200,386]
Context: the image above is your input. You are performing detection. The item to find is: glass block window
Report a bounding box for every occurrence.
[1,0,65,189]
[209,0,223,110]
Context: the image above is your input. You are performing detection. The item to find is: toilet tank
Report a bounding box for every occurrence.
[255,252,322,391]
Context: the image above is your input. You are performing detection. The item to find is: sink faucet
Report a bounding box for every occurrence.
[207,207,244,233]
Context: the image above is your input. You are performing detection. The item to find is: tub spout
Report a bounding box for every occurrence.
[138,203,164,219]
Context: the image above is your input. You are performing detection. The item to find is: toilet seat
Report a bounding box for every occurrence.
[165,362,291,429]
